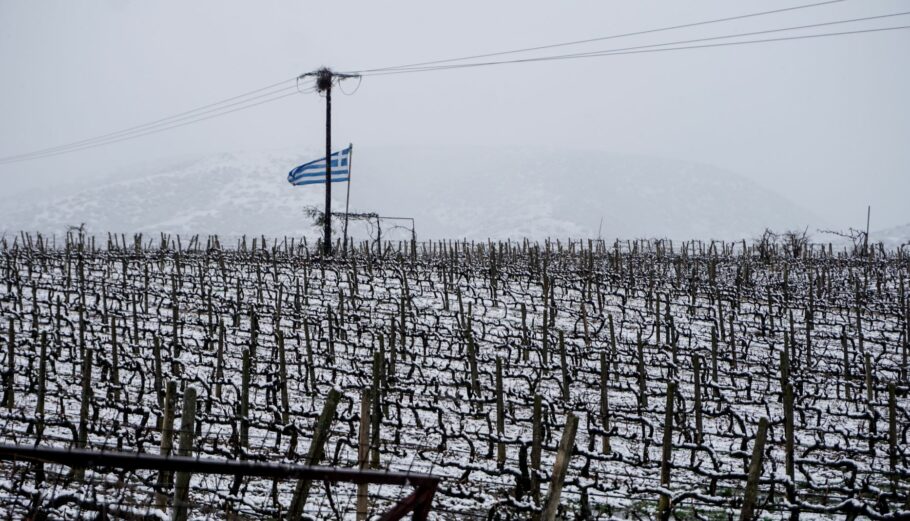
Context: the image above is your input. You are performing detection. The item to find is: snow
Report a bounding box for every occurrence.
[0,147,822,242]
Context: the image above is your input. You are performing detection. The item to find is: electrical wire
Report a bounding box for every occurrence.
[0,86,314,165]
[0,77,301,164]
[355,24,910,77]
[2,1,906,165]
[463,10,910,71]
[342,0,846,74]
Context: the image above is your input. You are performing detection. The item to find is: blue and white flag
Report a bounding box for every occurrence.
[287,145,352,186]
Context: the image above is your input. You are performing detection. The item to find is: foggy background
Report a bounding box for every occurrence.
[0,0,907,239]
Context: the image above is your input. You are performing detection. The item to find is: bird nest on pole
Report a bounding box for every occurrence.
[315,68,333,92]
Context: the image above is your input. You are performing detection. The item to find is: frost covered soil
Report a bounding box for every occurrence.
[0,234,908,519]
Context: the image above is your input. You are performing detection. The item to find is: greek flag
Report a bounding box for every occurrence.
[287,145,352,186]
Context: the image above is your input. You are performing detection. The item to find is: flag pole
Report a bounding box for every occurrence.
[342,143,353,257]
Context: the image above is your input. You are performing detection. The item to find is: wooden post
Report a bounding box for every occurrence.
[710,325,719,398]
[609,314,618,379]
[496,356,506,468]
[277,330,290,425]
[465,315,480,398]
[171,278,181,359]
[841,329,851,400]
[370,350,383,469]
[541,412,579,521]
[864,353,874,404]
[739,417,770,521]
[804,318,812,370]
[783,382,796,514]
[656,382,676,521]
[73,344,93,481]
[4,319,13,409]
[172,386,197,521]
[888,383,897,491]
[637,331,648,409]
[400,294,407,359]
[542,305,549,366]
[156,380,177,510]
[214,322,224,401]
[599,352,611,454]
[240,349,250,450]
[580,300,591,347]
[304,318,316,388]
[357,389,371,521]
[559,330,569,402]
[693,356,704,444]
[36,332,47,440]
[531,394,543,504]
[521,302,529,361]
[109,316,120,403]
[288,387,342,520]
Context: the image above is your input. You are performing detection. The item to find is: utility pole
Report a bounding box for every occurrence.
[321,69,332,256]
[298,67,360,256]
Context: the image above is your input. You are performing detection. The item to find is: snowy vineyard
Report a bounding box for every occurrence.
[0,232,908,520]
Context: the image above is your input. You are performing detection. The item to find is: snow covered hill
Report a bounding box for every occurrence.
[871,223,910,249]
[0,146,821,241]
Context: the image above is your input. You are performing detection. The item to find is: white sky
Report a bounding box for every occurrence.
[1,0,908,231]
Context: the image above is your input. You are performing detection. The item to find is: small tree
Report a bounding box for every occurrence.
[755,228,809,259]
[781,228,809,258]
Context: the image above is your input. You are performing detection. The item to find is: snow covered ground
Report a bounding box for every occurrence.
[0,235,907,519]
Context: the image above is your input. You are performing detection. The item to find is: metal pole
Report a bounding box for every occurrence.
[0,443,440,486]
[343,143,353,257]
[323,75,333,257]
[864,205,870,257]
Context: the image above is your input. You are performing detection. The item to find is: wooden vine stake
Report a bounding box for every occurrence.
[888,383,897,492]
[277,330,290,425]
[3,319,12,409]
[172,386,198,521]
[693,356,704,445]
[540,412,578,521]
[783,382,796,516]
[531,394,543,504]
[240,348,251,450]
[74,347,93,482]
[356,389,371,521]
[739,417,769,521]
[287,387,342,520]
[156,380,177,511]
[370,350,383,469]
[599,352,611,454]
[559,330,569,402]
[496,356,506,468]
[656,381,676,521]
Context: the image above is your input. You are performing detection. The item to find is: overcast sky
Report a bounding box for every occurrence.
[1,0,907,232]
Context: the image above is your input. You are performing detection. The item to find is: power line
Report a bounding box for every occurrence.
[0,77,300,164]
[0,85,314,165]
[2,1,905,165]
[344,0,846,74]
[521,10,910,70]
[0,83,304,163]
[355,24,910,77]
[552,9,910,61]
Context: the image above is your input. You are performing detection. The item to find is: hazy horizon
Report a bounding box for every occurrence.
[1,0,908,234]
